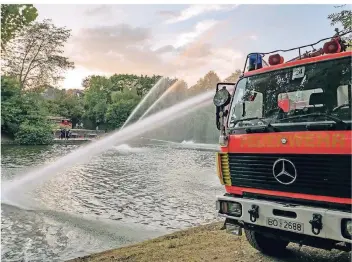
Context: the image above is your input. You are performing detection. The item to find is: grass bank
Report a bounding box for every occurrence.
[68,221,350,262]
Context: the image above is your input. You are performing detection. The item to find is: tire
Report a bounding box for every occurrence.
[244,229,289,256]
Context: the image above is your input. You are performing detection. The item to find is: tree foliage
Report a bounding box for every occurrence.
[328,5,352,49]
[328,5,352,32]
[105,90,140,128]
[3,19,74,89]
[1,4,38,50]
[224,70,242,82]
[15,120,53,145]
[44,88,84,127]
[82,74,170,129]
[1,76,53,144]
[1,76,23,135]
[1,68,241,144]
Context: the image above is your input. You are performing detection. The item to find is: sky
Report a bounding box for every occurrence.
[34,4,346,89]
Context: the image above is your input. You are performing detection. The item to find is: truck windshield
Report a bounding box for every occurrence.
[228,56,351,130]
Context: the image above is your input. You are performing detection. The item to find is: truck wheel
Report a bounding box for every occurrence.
[244,229,289,256]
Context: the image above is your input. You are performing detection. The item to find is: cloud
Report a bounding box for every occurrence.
[74,24,151,48]
[212,48,243,61]
[154,45,177,54]
[249,35,258,40]
[84,5,113,16]
[177,48,244,85]
[164,5,238,24]
[69,23,174,77]
[68,21,243,87]
[157,10,179,18]
[180,43,213,58]
[174,19,219,48]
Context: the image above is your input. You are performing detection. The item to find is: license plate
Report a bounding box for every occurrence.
[266,217,304,233]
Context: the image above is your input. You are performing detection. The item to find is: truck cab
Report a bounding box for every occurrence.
[213,30,352,255]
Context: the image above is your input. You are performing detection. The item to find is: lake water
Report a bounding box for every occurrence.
[1,142,223,261]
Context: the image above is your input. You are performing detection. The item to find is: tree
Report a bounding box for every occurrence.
[224,70,242,82]
[188,70,221,97]
[82,75,94,89]
[1,4,38,50]
[3,19,74,89]
[15,120,54,145]
[1,76,53,144]
[136,74,163,96]
[44,88,84,128]
[105,89,140,129]
[328,5,352,33]
[62,94,84,128]
[1,76,23,135]
[328,5,351,49]
[82,73,168,129]
[83,75,111,125]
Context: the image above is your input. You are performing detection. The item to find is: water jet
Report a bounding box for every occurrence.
[121,77,166,129]
[138,80,182,121]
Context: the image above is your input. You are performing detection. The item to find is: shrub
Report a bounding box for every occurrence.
[15,121,53,145]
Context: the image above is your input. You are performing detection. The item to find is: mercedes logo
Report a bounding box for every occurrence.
[272,158,297,185]
[281,138,287,144]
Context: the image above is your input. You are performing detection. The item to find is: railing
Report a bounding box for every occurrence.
[241,29,352,75]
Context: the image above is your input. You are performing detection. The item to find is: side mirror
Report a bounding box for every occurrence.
[213,83,236,131]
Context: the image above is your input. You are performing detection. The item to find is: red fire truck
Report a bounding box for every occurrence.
[213,29,351,254]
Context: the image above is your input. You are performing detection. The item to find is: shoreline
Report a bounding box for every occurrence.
[67,221,351,262]
[1,138,94,145]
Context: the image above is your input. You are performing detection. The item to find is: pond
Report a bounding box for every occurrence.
[1,142,223,261]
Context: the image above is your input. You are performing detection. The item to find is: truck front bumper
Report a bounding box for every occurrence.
[216,195,352,244]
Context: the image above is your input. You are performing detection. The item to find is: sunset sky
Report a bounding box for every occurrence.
[34,4,346,89]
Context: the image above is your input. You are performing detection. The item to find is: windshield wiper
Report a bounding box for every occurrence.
[231,117,279,133]
[231,117,261,125]
[277,113,348,129]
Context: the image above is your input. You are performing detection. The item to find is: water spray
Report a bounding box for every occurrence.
[121,77,165,129]
[138,80,181,121]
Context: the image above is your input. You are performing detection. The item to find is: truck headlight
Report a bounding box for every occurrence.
[220,201,242,217]
[345,220,352,236]
[341,219,352,239]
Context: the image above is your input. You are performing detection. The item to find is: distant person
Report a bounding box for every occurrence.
[66,129,71,140]
[60,128,65,139]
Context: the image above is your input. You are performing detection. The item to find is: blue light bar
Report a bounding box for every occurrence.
[248,53,263,71]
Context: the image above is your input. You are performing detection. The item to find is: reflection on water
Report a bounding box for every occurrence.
[1,143,223,261]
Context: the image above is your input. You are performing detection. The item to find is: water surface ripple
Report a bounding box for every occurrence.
[1,143,223,261]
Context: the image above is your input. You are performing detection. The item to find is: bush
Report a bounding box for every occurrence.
[105,99,139,129]
[15,121,53,145]
[1,76,23,136]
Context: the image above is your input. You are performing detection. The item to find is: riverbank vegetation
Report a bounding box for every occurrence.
[1,5,350,145]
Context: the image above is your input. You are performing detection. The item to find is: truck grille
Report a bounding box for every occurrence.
[227,153,352,199]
